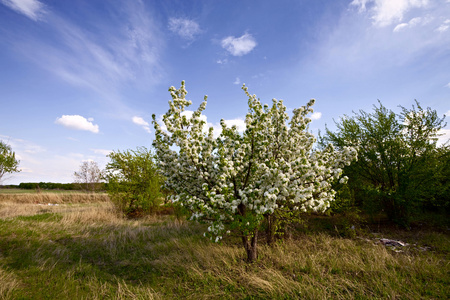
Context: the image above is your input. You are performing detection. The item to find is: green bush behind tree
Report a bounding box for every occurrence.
[321,100,448,226]
[105,147,163,217]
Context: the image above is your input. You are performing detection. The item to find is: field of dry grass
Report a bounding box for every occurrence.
[0,190,109,203]
[0,192,448,299]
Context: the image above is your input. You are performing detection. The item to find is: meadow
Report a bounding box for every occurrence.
[0,191,448,299]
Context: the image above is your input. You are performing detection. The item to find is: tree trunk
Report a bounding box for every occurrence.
[242,230,258,262]
[266,214,275,246]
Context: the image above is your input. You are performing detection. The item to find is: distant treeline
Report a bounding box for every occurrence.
[1,182,108,190]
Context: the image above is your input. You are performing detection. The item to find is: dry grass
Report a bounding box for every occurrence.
[0,201,113,220]
[149,233,449,299]
[0,267,19,300]
[59,201,121,225]
[0,192,110,219]
[0,192,109,204]
[0,193,448,299]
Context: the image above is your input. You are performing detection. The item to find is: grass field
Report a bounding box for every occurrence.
[0,193,448,299]
[0,188,106,194]
[0,189,109,205]
[0,188,45,194]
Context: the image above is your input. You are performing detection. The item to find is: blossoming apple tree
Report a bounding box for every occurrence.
[152,81,357,262]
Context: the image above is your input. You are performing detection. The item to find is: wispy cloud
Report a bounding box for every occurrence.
[6,1,164,115]
[1,0,47,21]
[221,33,257,56]
[55,115,99,133]
[216,59,228,64]
[168,18,202,41]
[0,134,45,158]
[436,19,450,32]
[309,0,450,78]
[91,148,112,156]
[0,135,45,183]
[351,0,429,27]
[393,16,427,32]
[1,135,110,183]
[233,77,241,85]
[132,116,151,133]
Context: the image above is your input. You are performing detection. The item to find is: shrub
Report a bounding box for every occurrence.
[105,147,162,217]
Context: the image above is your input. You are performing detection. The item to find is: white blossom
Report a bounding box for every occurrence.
[152,81,357,242]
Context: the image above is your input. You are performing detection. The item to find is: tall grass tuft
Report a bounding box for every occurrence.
[0,267,19,300]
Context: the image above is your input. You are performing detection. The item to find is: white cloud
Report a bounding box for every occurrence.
[445,83,450,88]
[311,0,450,79]
[181,111,246,136]
[1,0,46,21]
[437,128,450,145]
[156,111,246,139]
[168,18,201,41]
[436,24,449,32]
[221,33,257,56]
[436,19,450,32]
[393,17,426,32]
[234,77,241,85]
[409,16,426,26]
[216,59,228,64]
[181,111,209,125]
[393,23,409,31]
[351,0,429,27]
[222,118,246,133]
[351,0,370,12]
[311,112,322,120]
[132,116,151,133]
[132,116,149,126]
[55,115,99,133]
[91,149,112,156]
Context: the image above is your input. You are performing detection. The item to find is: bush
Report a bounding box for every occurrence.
[105,147,162,217]
[321,101,447,226]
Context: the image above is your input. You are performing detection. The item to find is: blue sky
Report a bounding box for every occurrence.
[1,0,449,184]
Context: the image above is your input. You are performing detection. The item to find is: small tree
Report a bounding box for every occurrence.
[321,101,446,225]
[152,81,356,262]
[425,145,450,212]
[104,147,162,217]
[0,140,20,184]
[74,161,103,192]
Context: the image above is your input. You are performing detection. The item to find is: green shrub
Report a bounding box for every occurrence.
[105,147,162,217]
[321,101,447,226]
